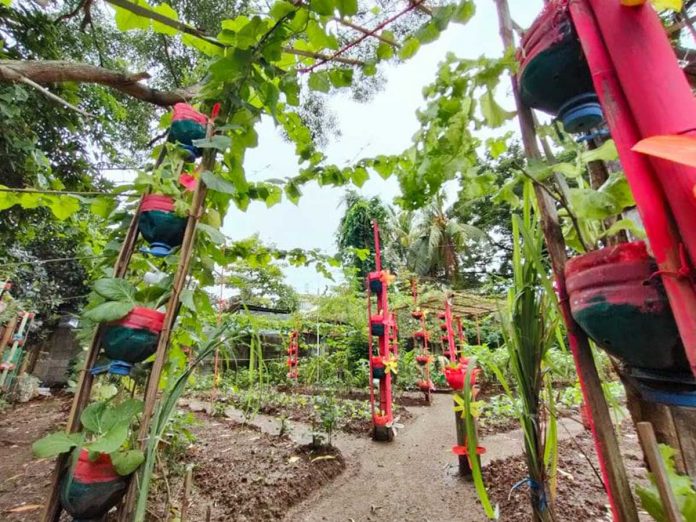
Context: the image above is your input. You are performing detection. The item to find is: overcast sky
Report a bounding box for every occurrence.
[221,0,543,293]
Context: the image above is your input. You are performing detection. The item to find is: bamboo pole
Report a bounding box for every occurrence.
[636,422,682,522]
[492,1,639,520]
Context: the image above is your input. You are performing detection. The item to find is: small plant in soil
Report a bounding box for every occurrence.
[312,392,341,447]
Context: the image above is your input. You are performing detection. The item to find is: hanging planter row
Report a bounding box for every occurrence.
[35,103,211,522]
[286,330,300,380]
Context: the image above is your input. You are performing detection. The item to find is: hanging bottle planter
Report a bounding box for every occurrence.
[417,379,434,392]
[413,330,428,342]
[444,365,465,391]
[168,103,208,159]
[368,271,384,294]
[518,3,603,134]
[566,241,690,374]
[371,356,386,379]
[416,354,431,366]
[370,315,386,337]
[60,450,129,521]
[411,309,424,320]
[101,307,166,376]
[138,194,187,257]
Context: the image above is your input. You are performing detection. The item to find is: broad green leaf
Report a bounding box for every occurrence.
[308,71,331,93]
[568,188,620,220]
[32,432,84,458]
[94,278,136,302]
[336,0,358,16]
[328,68,353,88]
[351,166,369,188]
[264,186,282,208]
[180,288,196,311]
[599,171,635,209]
[270,0,296,19]
[19,193,41,209]
[151,3,179,36]
[307,20,338,50]
[201,170,237,194]
[581,139,618,163]
[47,195,80,220]
[0,191,18,211]
[486,137,508,159]
[81,401,108,433]
[415,21,441,44]
[111,450,145,476]
[197,223,226,244]
[192,135,231,152]
[101,399,143,432]
[310,0,334,16]
[480,90,515,128]
[84,301,134,322]
[601,218,646,240]
[398,37,420,60]
[86,423,129,454]
[1,0,11,6]
[453,0,475,23]
[181,34,223,57]
[90,197,117,218]
[113,0,151,31]
[285,182,301,205]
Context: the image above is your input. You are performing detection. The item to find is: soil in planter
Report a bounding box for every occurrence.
[149,415,345,521]
[485,424,648,521]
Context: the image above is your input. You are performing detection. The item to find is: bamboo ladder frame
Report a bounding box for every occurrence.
[493,0,639,520]
[42,116,217,521]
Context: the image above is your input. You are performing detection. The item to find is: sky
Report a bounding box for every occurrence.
[221,0,543,294]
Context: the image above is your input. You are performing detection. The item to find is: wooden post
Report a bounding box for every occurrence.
[180,465,193,522]
[636,422,682,522]
[492,1,639,520]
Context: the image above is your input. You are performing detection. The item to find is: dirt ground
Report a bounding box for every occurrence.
[486,423,649,521]
[0,392,649,522]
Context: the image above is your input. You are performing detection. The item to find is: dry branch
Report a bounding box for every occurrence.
[0,60,199,106]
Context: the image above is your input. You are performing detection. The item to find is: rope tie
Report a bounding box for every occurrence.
[509,477,548,511]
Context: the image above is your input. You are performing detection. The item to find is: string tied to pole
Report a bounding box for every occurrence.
[509,477,548,511]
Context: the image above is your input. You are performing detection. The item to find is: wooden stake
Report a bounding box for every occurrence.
[492,1,639,520]
[636,422,682,522]
[180,465,193,522]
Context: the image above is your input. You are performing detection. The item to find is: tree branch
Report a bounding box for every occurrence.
[0,60,199,106]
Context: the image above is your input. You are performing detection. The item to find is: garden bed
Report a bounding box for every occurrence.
[485,425,648,521]
[149,414,345,521]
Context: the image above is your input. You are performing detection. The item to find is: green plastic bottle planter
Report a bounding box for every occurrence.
[370,318,385,337]
[102,307,165,375]
[138,194,186,257]
[371,357,386,379]
[60,450,129,522]
[518,4,603,133]
[566,241,690,374]
[168,103,207,158]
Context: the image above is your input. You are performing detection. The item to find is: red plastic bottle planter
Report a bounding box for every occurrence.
[138,194,187,257]
[60,450,129,521]
[101,307,166,376]
[411,310,424,320]
[416,354,431,366]
[566,241,690,375]
[417,379,434,392]
[371,356,386,379]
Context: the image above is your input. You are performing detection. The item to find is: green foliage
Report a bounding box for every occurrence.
[637,444,696,522]
[32,397,145,476]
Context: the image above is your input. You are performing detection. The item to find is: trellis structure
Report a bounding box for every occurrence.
[411,280,433,404]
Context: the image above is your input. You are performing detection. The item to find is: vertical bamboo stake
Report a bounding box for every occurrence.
[492,1,639,520]
[0,315,18,362]
[180,465,193,522]
[636,422,682,522]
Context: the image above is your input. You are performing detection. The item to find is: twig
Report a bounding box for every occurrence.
[335,17,400,47]
[17,74,94,118]
[160,35,182,88]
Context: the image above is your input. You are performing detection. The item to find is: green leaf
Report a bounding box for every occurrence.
[310,0,334,16]
[47,195,80,220]
[414,21,441,44]
[81,401,108,433]
[336,0,358,16]
[270,1,296,19]
[581,139,618,163]
[32,432,83,458]
[197,223,226,244]
[599,171,635,209]
[480,90,515,128]
[568,188,620,220]
[285,182,302,205]
[101,399,143,432]
[453,0,475,23]
[264,186,283,208]
[351,166,369,188]
[601,218,646,240]
[111,450,145,476]
[192,135,231,152]
[151,3,179,36]
[328,68,353,88]
[308,71,331,93]
[398,37,420,60]
[0,0,11,6]
[0,191,18,211]
[201,170,237,194]
[181,34,223,57]
[180,289,196,311]
[113,0,151,31]
[94,278,136,302]
[84,301,134,322]
[307,20,338,50]
[86,423,129,454]
[90,197,117,218]
[19,193,41,209]
[651,0,682,12]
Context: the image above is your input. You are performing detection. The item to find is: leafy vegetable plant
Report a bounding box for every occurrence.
[32,398,144,476]
[83,277,169,323]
